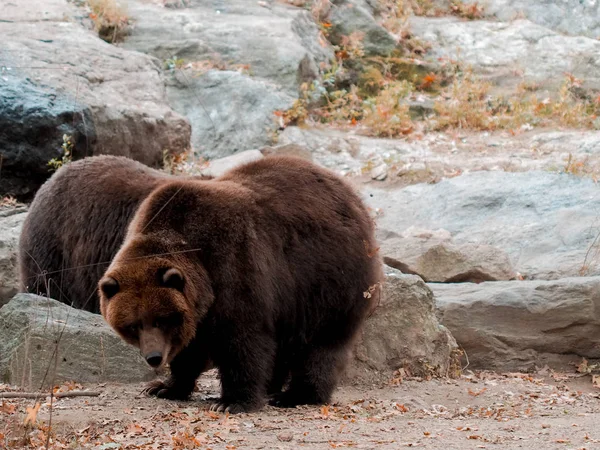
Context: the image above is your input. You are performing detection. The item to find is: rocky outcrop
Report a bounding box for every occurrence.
[0,1,191,199]
[432,277,600,371]
[122,0,333,159]
[365,171,600,280]
[351,266,459,380]
[0,294,155,388]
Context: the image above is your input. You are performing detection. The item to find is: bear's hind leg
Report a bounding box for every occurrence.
[271,344,348,408]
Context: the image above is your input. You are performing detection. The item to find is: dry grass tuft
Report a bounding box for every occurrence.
[88,0,130,43]
[433,70,600,132]
[449,0,485,20]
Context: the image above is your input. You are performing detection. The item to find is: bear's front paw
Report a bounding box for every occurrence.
[209,400,261,414]
[143,379,192,400]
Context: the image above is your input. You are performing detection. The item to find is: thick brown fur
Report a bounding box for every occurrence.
[99,155,383,413]
[18,155,210,313]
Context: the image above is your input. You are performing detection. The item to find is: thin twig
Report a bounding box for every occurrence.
[0,391,101,399]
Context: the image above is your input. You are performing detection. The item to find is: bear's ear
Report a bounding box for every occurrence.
[159,268,185,292]
[100,277,120,300]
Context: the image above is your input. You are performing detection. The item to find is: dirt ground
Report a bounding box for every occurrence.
[2,369,600,450]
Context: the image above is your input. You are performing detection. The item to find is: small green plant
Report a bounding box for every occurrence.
[164,56,186,71]
[48,134,74,172]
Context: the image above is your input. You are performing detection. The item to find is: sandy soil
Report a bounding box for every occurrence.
[2,369,600,449]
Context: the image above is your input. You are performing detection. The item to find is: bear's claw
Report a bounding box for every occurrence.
[209,401,254,414]
[143,379,191,400]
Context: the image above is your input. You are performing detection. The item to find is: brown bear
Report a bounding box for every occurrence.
[18,155,210,313]
[99,155,383,413]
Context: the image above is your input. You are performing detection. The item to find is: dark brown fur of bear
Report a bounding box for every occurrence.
[99,155,383,413]
[18,155,210,313]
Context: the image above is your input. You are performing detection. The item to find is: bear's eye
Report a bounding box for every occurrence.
[100,277,120,299]
[122,322,141,337]
[153,313,183,330]
[158,268,185,292]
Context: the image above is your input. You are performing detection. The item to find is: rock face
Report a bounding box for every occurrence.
[381,227,516,283]
[365,171,600,280]
[122,0,333,159]
[0,0,191,199]
[351,267,459,380]
[432,277,600,371]
[0,294,155,387]
[410,17,600,91]
[0,210,26,308]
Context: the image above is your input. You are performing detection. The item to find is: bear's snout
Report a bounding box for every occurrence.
[145,351,163,368]
[139,326,170,368]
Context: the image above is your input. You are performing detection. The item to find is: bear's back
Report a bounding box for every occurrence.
[19,156,172,311]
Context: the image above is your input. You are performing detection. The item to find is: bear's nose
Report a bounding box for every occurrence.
[145,351,163,368]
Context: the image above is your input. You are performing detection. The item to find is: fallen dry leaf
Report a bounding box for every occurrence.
[0,401,16,414]
[395,403,409,413]
[468,387,487,397]
[23,402,41,427]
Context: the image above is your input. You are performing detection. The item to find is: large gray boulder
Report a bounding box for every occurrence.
[0,294,155,388]
[351,267,459,380]
[0,1,191,199]
[0,210,26,308]
[166,70,294,159]
[432,277,600,371]
[365,171,600,280]
[0,78,95,199]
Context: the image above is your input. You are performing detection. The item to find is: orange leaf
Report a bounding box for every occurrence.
[0,401,16,414]
[24,402,41,427]
[468,387,487,397]
[394,403,408,413]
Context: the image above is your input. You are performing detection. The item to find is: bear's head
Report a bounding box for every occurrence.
[98,234,213,369]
